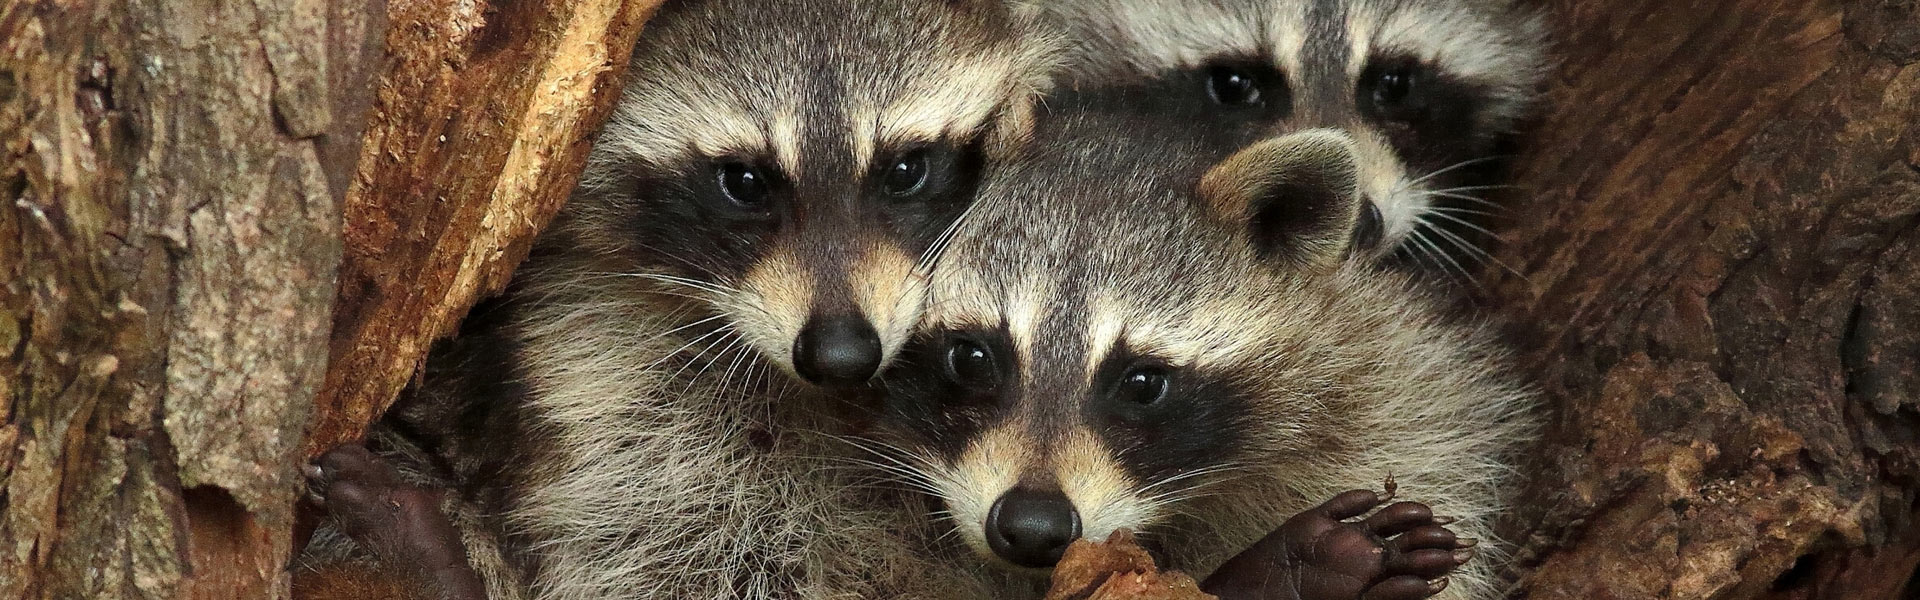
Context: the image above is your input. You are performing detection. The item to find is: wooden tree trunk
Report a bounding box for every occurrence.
[1493,0,1920,598]
[8,0,1915,598]
[1,0,654,598]
[304,0,664,459]
[0,0,368,596]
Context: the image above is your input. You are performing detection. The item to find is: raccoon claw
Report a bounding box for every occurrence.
[308,444,401,515]
[307,444,487,600]
[1199,489,1468,600]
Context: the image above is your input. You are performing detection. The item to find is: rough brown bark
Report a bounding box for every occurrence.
[303,0,666,459]
[0,0,373,597]
[1493,0,1920,598]
[6,0,665,594]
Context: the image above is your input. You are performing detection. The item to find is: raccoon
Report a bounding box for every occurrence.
[871,109,1538,599]
[301,0,1059,598]
[1020,0,1547,271]
[564,0,1060,386]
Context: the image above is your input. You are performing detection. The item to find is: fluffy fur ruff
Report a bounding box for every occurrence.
[488,256,1024,599]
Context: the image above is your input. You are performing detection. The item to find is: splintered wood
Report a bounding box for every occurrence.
[1043,531,1215,600]
[304,0,665,458]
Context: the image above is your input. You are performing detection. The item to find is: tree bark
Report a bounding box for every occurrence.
[2,0,657,597]
[0,0,370,596]
[303,0,665,459]
[1493,0,1920,598]
[8,0,1916,598]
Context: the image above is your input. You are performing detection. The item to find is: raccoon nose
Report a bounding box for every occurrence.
[985,487,1081,569]
[792,314,883,385]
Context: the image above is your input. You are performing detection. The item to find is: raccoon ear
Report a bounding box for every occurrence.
[1197,130,1362,268]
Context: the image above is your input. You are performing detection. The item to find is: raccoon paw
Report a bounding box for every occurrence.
[307,444,487,600]
[1199,488,1469,600]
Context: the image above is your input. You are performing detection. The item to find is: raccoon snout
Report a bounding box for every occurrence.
[792,314,883,385]
[984,487,1081,569]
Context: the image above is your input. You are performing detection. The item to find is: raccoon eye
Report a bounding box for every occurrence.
[944,339,997,388]
[1351,201,1385,252]
[1362,58,1427,122]
[715,162,771,209]
[1115,367,1169,406]
[883,151,930,197]
[1206,65,1261,106]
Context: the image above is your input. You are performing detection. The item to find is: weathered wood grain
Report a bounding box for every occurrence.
[0,0,370,596]
[1490,0,1920,597]
[303,0,667,459]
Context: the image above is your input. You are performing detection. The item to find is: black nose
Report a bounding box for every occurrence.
[792,314,883,385]
[985,487,1081,568]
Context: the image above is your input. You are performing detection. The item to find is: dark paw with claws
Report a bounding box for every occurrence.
[1200,483,1473,600]
[307,444,487,600]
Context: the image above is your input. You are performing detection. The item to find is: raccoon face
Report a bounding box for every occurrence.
[1040,0,1546,267]
[880,322,1285,571]
[563,0,1057,386]
[876,129,1368,571]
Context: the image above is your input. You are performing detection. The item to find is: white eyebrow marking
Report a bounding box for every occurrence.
[1083,294,1128,382]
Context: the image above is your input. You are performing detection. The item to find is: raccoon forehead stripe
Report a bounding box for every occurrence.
[602,86,768,163]
[1264,0,1311,79]
[879,54,1026,147]
[848,104,881,171]
[770,111,805,178]
[1342,1,1387,79]
[1137,294,1269,370]
[1365,3,1545,95]
[1082,296,1130,380]
[1002,275,1055,374]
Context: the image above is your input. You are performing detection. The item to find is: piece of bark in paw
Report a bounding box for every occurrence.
[1044,530,1217,600]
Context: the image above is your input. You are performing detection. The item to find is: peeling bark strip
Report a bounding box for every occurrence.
[304,0,668,458]
[1494,0,1920,598]
[1,0,368,597]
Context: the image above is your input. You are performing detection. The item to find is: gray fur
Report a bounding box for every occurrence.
[877,110,1540,599]
[300,0,1061,597]
[1020,0,1549,267]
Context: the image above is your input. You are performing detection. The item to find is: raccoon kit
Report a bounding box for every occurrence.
[872,108,1538,599]
[302,0,1059,598]
[1023,0,1547,270]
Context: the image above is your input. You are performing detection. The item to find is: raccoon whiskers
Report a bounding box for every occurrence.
[1405,226,1481,287]
[829,434,956,497]
[630,241,725,280]
[1419,207,1505,241]
[1139,462,1250,494]
[649,323,737,371]
[932,512,968,544]
[1429,205,1501,219]
[817,456,949,498]
[1415,212,1533,285]
[1132,463,1252,516]
[1420,189,1505,209]
[1399,155,1510,190]
[676,330,746,390]
[916,191,993,274]
[1430,183,1522,196]
[628,272,742,298]
[702,334,760,396]
[718,340,756,397]
[609,312,728,352]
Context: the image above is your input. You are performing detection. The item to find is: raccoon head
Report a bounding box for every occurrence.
[557,0,1059,387]
[1034,0,1546,267]
[876,123,1382,572]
